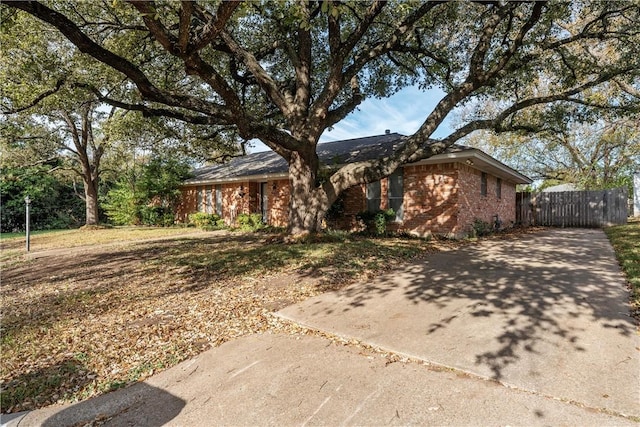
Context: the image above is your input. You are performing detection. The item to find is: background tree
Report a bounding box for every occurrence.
[103,154,192,226]
[462,120,639,192]
[4,1,639,234]
[0,115,86,231]
[458,77,640,192]
[0,164,85,233]
[1,8,120,226]
[2,93,115,226]
[1,9,236,228]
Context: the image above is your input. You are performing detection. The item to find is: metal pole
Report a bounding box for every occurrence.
[25,195,31,252]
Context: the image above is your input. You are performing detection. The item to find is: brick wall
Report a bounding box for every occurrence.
[175,186,198,222]
[220,183,245,225]
[176,183,250,225]
[456,165,517,234]
[176,162,517,236]
[326,184,368,230]
[268,179,290,227]
[401,163,459,236]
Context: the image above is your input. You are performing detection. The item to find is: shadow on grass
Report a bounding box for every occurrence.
[0,231,436,414]
[0,357,93,413]
[1,232,431,348]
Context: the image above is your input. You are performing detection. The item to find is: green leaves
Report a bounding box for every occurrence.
[103,155,192,226]
[0,165,84,232]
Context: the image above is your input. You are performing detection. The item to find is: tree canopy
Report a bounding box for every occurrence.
[2,0,639,233]
[464,119,640,192]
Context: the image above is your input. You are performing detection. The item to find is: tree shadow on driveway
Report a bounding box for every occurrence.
[279,228,640,415]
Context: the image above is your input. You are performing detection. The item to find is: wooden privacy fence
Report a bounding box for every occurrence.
[516,187,628,227]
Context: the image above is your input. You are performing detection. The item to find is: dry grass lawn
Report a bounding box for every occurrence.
[1,228,449,413]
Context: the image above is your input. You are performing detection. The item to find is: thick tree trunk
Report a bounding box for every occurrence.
[287,151,333,235]
[83,178,99,226]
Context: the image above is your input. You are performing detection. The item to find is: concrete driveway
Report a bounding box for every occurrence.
[279,228,640,417]
[4,228,638,426]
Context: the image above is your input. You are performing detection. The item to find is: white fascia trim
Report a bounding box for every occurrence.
[410,149,532,184]
[183,172,289,187]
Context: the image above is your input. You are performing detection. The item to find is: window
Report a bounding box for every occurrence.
[496,178,502,199]
[205,187,213,213]
[260,182,268,223]
[215,185,222,216]
[196,186,204,212]
[481,172,487,196]
[366,180,381,212]
[388,168,404,221]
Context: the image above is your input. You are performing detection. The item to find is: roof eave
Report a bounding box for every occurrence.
[183,172,290,186]
[411,149,532,184]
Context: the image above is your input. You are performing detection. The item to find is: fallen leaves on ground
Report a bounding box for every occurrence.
[0,231,445,413]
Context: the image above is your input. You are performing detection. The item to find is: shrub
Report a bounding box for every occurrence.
[139,206,175,227]
[356,208,395,236]
[103,185,140,226]
[236,213,265,232]
[188,212,222,229]
[1,166,85,232]
[325,195,345,221]
[470,218,493,237]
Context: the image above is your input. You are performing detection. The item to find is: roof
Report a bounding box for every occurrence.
[185,133,531,185]
[541,183,578,192]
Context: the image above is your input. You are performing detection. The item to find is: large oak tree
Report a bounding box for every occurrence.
[4,1,639,234]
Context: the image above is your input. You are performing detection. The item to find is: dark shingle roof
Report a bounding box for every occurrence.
[186,133,474,184]
[186,133,402,183]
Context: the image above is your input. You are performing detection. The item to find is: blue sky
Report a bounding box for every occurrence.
[249,85,456,153]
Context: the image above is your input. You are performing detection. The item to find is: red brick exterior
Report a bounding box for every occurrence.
[176,162,517,236]
[399,163,516,237]
[176,186,198,222]
[268,179,290,227]
[176,179,292,227]
[401,163,459,235]
[456,164,516,233]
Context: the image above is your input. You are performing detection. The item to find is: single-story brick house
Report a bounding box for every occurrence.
[176,133,532,236]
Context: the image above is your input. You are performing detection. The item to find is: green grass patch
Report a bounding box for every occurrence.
[604,218,640,320]
[0,229,71,240]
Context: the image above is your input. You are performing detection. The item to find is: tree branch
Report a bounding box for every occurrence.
[191,1,239,52]
[72,82,230,124]
[220,30,291,116]
[178,0,193,53]
[325,77,363,127]
[314,1,441,125]
[129,1,178,54]
[7,1,230,120]
[2,78,66,114]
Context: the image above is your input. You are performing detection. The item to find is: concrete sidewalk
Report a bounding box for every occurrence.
[3,228,638,426]
[3,334,637,426]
